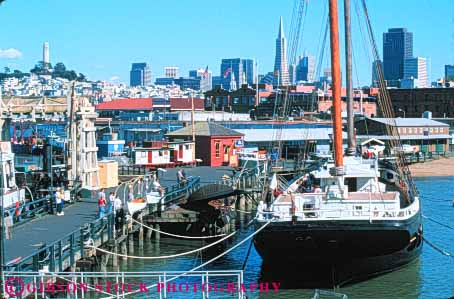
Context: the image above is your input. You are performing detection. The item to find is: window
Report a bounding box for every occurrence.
[402,128,407,134]
[419,128,423,134]
[215,141,221,158]
[430,128,433,133]
[408,128,412,134]
[233,97,240,104]
[185,145,189,150]
[435,127,439,133]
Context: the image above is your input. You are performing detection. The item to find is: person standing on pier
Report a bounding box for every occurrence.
[55,187,64,216]
[98,193,107,219]
[177,168,187,185]
[109,192,115,214]
[143,176,149,196]
[98,188,106,202]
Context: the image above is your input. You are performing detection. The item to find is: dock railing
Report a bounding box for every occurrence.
[5,212,115,273]
[3,270,245,299]
[4,194,79,228]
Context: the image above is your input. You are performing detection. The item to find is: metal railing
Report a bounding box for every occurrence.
[5,212,115,273]
[161,176,200,206]
[4,195,71,228]
[257,196,420,221]
[3,270,245,299]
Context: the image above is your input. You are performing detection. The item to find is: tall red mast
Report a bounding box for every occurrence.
[328,0,344,173]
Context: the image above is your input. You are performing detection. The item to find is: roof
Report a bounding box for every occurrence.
[357,134,452,141]
[360,138,385,146]
[96,98,153,111]
[235,128,347,142]
[166,122,244,137]
[369,118,449,127]
[170,98,205,111]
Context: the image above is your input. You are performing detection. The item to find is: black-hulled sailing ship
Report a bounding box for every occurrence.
[253,0,422,287]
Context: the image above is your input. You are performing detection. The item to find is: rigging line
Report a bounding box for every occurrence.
[359,0,418,198]
[422,236,454,258]
[422,214,454,230]
[131,218,226,239]
[99,220,273,299]
[241,238,254,271]
[87,229,237,260]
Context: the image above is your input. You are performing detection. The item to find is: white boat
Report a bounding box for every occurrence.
[146,191,162,204]
[127,198,147,215]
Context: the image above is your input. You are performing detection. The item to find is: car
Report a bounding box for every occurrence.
[394,144,416,154]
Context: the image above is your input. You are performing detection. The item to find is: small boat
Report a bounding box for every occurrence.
[127,197,147,214]
[146,191,162,204]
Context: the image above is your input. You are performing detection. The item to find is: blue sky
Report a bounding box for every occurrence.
[0,0,453,86]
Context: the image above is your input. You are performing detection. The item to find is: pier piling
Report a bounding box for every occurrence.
[155,224,161,241]
[128,233,134,253]
[138,215,144,249]
[121,241,127,260]
[146,227,153,240]
[112,245,118,267]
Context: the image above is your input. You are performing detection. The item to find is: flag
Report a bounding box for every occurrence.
[202,65,209,79]
[223,67,231,78]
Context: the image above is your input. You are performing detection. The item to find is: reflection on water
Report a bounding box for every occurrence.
[112,177,454,299]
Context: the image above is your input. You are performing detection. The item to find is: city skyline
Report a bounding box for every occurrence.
[0,0,453,86]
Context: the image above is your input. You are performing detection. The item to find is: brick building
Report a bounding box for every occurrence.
[166,122,243,167]
[388,88,454,118]
[355,117,451,153]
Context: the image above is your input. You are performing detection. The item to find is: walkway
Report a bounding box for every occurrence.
[4,166,234,264]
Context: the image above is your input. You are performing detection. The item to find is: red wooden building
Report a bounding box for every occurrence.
[166,122,244,167]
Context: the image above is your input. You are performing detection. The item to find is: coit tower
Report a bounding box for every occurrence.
[43,42,50,65]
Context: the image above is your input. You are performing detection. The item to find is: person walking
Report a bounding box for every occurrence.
[98,188,106,202]
[55,187,64,216]
[109,192,115,214]
[114,194,124,230]
[4,211,13,240]
[98,193,107,219]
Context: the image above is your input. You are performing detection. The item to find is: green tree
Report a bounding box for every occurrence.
[53,62,66,74]
[4,66,10,74]
[30,61,45,74]
[77,73,86,82]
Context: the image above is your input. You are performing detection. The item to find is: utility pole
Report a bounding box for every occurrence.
[191,92,196,162]
[344,0,356,156]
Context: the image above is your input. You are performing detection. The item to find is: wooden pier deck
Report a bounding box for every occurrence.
[4,166,241,270]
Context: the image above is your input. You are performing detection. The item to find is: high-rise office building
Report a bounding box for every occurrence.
[43,42,50,69]
[289,64,296,85]
[295,55,315,82]
[164,66,179,78]
[220,58,243,90]
[371,60,383,87]
[402,57,427,88]
[383,28,413,87]
[241,59,256,86]
[445,65,454,82]
[273,17,290,86]
[130,62,151,87]
[189,68,212,91]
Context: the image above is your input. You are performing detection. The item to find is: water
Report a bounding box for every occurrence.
[116,177,454,299]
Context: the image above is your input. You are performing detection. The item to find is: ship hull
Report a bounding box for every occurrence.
[254,213,422,287]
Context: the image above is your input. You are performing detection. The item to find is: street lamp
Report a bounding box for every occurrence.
[398,108,406,118]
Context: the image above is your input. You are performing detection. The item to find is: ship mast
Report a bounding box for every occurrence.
[344,0,356,156]
[328,0,344,175]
